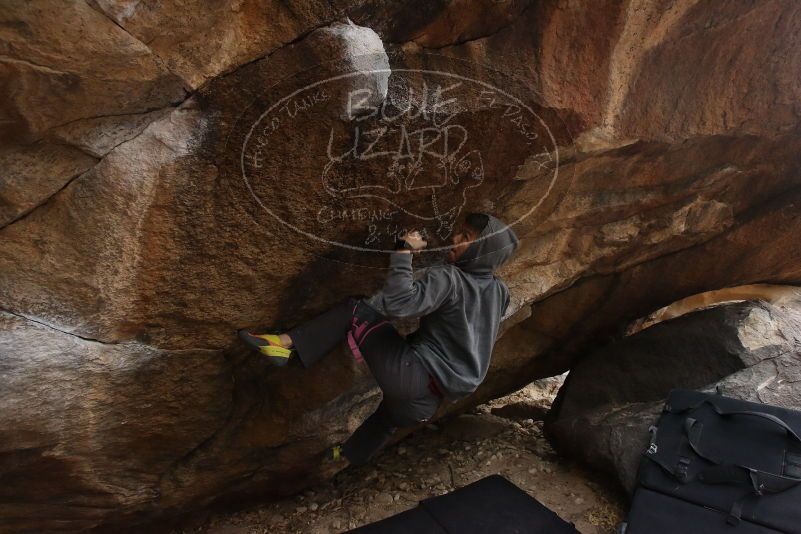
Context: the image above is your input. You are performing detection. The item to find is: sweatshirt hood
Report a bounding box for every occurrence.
[454,214,519,275]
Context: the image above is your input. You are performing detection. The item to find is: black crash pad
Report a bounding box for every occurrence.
[346,474,579,534]
[625,488,784,534]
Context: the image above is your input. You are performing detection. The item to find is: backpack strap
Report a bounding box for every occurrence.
[657,398,801,493]
[684,416,801,495]
[667,398,801,442]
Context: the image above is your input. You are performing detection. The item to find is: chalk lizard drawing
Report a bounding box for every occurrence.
[321,107,484,239]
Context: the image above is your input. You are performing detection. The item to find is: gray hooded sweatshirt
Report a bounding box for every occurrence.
[370,215,520,400]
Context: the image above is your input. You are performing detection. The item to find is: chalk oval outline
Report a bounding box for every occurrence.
[241,67,561,254]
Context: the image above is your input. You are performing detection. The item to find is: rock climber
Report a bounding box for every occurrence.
[238,212,519,466]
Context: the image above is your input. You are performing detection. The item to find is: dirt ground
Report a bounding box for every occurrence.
[177,377,625,534]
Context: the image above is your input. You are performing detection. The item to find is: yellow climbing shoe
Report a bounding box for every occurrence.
[238,329,295,367]
[327,445,343,461]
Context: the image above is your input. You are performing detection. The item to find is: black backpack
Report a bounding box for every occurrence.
[622,389,801,533]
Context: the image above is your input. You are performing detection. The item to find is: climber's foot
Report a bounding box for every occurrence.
[320,445,349,477]
[238,329,295,367]
[327,445,342,461]
[325,445,349,466]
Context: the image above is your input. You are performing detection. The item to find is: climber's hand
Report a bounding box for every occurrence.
[400,230,427,251]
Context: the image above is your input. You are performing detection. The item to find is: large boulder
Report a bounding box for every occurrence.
[2,1,801,530]
[547,295,801,491]
[0,311,231,532]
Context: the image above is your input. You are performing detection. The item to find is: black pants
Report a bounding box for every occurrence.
[287,296,442,465]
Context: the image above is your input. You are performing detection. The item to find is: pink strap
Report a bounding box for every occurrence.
[347,329,364,362]
[347,303,365,362]
[352,320,369,339]
[346,302,391,363]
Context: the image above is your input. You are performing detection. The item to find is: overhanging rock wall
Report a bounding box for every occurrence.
[1,1,801,530]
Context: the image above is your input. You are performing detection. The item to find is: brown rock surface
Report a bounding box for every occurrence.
[0,1,187,144]
[0,142,96,227]
[1,1,801,530]
[88,0,351,89]
[0,311,231,532]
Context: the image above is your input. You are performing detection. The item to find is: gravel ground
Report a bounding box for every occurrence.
[176,377,624,534]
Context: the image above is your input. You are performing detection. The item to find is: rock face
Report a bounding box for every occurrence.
[0,312,231,532]
[2,1,801,531]
[547,297,801,492]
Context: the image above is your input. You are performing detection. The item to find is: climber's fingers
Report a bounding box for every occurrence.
[400,230,427,251]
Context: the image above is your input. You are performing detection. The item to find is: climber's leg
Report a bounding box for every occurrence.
[340,401,397,465]
[354,318,435,403]
[340,329,441,465]
[286,295,385,368]
[341,385,440,465]
[285,296,359,368]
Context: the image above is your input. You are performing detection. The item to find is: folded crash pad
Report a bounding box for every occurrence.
[347,474,579,534]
